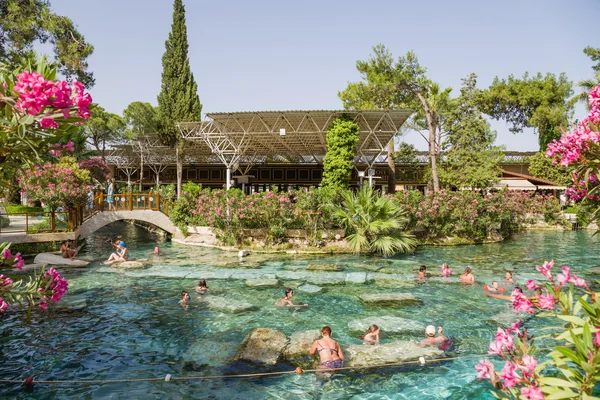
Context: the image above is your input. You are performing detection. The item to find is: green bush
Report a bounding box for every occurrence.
[0,215,9,228]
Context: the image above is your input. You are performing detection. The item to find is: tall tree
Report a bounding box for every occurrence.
[0,0,94,87]
[573,47,600,110]
[157,0,201,197]
[82,106,125,158]
[339,45,450,192]
[440,74,504,190]
[123,101,159,140]
[583,46,600,73]
[479,72,573,150]
[321,118,359,189]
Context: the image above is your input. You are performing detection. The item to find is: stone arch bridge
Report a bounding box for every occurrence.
[78,210,177,238]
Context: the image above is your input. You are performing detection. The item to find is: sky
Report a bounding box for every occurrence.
[46,0,599,151]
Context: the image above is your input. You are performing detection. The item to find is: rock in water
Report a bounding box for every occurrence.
[296,284,323,294]
[202,296,257,314]
[117,261,145,269]
[348,316,425,334]
[245,278,281,288]
[345,341,443,367]
[234,328,288,365]
[307,264,344,271]
[33,253,89,267]
[283,330,321,366]
[345,272,366,284]
[238,250,250,257]
[359,293,420,306]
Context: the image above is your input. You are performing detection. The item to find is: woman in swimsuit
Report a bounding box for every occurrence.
[362,324,380,345]
[460,266,475,284]
[505,271,515,285]
[193,279,209,294]
[310,326,344,369]
[275,288,307,307]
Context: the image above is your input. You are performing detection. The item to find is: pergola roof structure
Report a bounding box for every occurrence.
[177,110,413,168]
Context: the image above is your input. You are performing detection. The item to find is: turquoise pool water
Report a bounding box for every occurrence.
[0,223,598,399]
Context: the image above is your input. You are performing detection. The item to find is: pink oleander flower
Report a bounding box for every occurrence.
[0,297,9,312]
[594,329,600,347]
[526,280,537,290]
[521,355,538,373]
[2,248,13,260]
[488,340,504,356]
[39,117,60,129]
[520,386,545,400]
[14,253,24,270]
[538,292,556,310]
[536,260,554,280]
[506,321,522,334]
[0,274,13,287]
[556,266,571,286]
[38,301,48,311]
[512,291,534,314]
[499,361,520,389]
[569,273,587,288]
[475,359,495,380]
[495,328,515,350]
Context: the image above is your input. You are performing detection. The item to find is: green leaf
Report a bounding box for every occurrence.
[583,323,593,350]
[538,377,578,388]
[557,315,587,326]
[556,346,581,364]
[545,389,578,400]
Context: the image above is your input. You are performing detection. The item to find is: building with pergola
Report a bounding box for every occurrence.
[106,110,413,195]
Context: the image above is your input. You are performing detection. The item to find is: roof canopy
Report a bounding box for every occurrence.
[177,110,413,168]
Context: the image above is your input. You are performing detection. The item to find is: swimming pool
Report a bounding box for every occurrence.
[0,223,598,399]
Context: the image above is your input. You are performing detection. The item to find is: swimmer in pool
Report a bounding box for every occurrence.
[487,281,501,292]
[420,325,448,346]
[149,246,160,255]
[275,288,307,307]
[362,324,380,345]
[180,290,190,309]
[416,265,430,280]
[440,262,452,277]
[310,326,344,370]
[461,266,475,284]
[505,271,515,285]
[193,279,209,294]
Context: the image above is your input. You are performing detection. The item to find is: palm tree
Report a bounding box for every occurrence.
[572,72,600,110]
[333,185,416,256]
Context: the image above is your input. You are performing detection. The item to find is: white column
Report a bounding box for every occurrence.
[226,168,231,190]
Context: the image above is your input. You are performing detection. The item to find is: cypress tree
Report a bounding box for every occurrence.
[157,0,202,146]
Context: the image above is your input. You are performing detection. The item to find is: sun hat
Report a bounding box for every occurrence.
[119,241,126,247]
[425,325,436,336]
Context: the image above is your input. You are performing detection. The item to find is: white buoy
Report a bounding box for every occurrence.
[165,374,172,382]
[419,357,425,365]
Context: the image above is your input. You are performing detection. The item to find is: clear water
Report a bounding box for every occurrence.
[0,222,598,399]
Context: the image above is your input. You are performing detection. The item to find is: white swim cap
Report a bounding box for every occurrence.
[426,325,436,336]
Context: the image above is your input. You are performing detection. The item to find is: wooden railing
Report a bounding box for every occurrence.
[89,192,172,216]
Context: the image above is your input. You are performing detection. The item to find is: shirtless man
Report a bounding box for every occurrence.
[420,325,448,346]
[461,266,476,284]
[275,288,307,307]
[60,240,78,261]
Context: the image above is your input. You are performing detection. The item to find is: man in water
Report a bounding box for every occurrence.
[420,325,448,346]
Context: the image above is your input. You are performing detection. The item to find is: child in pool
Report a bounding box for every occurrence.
[440,262,452,277]
[362,324,380,345]
[180,291,191,307]
[487,281,500,292]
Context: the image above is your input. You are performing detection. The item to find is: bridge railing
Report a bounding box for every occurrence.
[0,210,79,235]
[90,193,173,216]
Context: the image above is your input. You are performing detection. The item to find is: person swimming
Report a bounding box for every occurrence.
[488,281,500,292]
[149,246,160,255]
[362,324,380,345]
[461,266,475,284]
[440,262,452,277]
[193,279,208,294]
[505,271,515,285]
[417,265,429,280]
[275,288,307,307]
[420,325,448,346]
[310,326,344,370]
[180,290,190,308]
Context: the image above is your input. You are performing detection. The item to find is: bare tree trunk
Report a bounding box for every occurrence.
[139,153,144,192]
[387,140,396,194]
[416,93,439,192]
[176,141,183,198]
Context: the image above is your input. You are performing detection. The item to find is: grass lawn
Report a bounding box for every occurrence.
[0,204,44,213]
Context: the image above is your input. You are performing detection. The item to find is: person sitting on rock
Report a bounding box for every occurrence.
[193,279,209,294]
[362,324,380,345]
[420,325,448,346]
[60,240,78,261]
[310,326,344,370]
[417,265,430,280]
[460,266,475,284]
[105,241,129,265]
[275,288,307,307]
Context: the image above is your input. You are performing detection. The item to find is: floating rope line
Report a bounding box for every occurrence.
[0,352,492,386]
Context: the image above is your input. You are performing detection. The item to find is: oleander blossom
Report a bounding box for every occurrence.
[42,268,68,304]
[512,290,534,314]
[594,329,600,347]
[475,359,495,380]
[0,297,8,312]
[535,260,554,280]
[499,361,521,389]
[520,386,545,400]
[521,355,538,374]
[538,292,556,310]
[526,280,537,290]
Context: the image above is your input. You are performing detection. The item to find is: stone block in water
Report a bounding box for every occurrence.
[296,284,323,294]
[307,264,344,271]
[282,329,321,366]
[348,316,425,334]
[345,272,367,284]
[359,293,420,306]
[344,341,443,367]
[116,260,146,269]
[354,264,383,272]
[234,328,288,365]
[306,273,346,286]
[202,296,257,314]
[245,278,281,288]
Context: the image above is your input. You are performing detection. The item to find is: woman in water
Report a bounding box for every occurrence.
[505,271,515,285]
[194,279,209,294]
[362,324,380,345]
[105,241,129,265]
[440,262,452,277]
[310,326,344,370]
[275,288,307,307]
[180,291,190,309]
[461,266,475,284]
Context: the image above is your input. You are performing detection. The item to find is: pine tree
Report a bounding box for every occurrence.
[157,0,201,146]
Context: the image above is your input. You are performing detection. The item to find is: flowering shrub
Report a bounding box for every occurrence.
[476,261,599,399]
[0,243,68,315]
[18,156,91,211]
[394,189,564,241]
[78,157,110,184]
[547,84,600,220]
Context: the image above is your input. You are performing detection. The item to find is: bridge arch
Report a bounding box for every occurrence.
[79,210,176,239]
